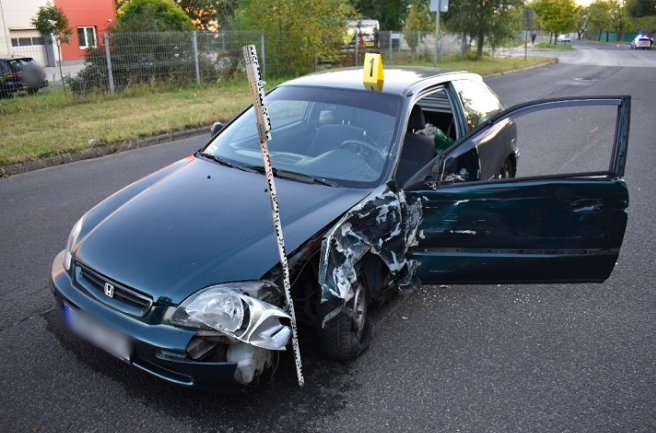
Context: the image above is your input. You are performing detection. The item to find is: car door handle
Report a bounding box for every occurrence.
[571,199,604,213]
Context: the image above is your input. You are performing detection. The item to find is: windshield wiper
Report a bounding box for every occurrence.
[198,152,257,173]
[243,165,340,187]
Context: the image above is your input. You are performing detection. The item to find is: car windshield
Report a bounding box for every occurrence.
[202,85,402,188]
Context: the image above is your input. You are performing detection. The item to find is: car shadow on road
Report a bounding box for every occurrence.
[44,307,362,432]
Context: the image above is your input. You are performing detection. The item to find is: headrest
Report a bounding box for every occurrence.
[407,105,426,131]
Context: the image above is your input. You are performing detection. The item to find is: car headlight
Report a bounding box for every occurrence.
[171,283,292,351]
[64,217,83,271]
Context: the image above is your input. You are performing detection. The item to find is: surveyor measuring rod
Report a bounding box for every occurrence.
[242,45,304,387]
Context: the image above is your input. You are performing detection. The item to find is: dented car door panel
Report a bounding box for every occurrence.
[407,96,631,286]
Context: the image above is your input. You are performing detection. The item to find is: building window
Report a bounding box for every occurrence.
[78,26,97,49]
[10,36,47,47]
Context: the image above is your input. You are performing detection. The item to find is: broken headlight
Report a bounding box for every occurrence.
[171,283,292,351]
[64,217,83,271]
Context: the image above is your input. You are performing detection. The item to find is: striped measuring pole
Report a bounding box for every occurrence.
[242,45,304,387]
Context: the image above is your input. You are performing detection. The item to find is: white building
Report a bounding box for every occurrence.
[0,0,59,65]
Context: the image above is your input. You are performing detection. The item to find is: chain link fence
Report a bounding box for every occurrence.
[1,30,514,96]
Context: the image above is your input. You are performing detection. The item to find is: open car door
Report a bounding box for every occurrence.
[405,96,630,284]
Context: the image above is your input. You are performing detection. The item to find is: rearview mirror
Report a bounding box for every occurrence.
[210,122,223,137]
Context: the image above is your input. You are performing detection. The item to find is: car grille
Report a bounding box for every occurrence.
[75,264,153,317]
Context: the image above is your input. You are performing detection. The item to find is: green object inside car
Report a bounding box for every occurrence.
[417,123,454,155]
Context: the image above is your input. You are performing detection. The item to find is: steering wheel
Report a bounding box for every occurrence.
[339,139,385,170]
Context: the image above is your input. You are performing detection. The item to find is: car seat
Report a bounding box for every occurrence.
[396,106,435,186]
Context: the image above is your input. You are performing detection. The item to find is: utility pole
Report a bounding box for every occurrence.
[431,0,449,67]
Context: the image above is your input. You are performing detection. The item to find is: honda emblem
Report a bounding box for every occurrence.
[104,282,114,298]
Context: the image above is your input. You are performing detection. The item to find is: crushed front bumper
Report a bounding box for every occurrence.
[49,250,245,392]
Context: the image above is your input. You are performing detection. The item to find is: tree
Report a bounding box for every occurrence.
[532,0,578,43]
[627,0,656,17]
[116,0,196,31]
[31,1,72,87]
[350,0,410,30]
[575,6,588,39]
[588,0,613,40]
[444,0,524,60]
[235,0,356,75]
[403,0,434,52]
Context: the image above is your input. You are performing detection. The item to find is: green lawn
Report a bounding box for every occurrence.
[536,42,575,50]
[0,55,556,165]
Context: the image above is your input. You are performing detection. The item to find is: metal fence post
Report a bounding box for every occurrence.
[417,31,421,59]
[192,31,200,85]
[260,32,266,78]
[355,31,359,66]
[389,32,393,64]
[103,32,114,94]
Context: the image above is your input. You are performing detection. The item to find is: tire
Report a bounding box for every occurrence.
[27,88,38,95]
[318,268,370,361]
[497,157,514,179]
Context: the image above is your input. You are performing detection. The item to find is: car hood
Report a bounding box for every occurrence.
[75,156,371,305]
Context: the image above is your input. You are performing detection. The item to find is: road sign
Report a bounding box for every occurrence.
[525,8,536,31]
[430,0,449,13]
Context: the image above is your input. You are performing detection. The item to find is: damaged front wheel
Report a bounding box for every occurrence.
[318,270,370,361]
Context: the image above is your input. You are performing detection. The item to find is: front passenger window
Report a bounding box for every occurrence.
[453,79,504,130]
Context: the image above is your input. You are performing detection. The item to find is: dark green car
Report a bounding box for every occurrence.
[50,67,630,391]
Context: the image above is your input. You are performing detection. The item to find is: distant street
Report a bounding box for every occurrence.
[503,39,656,68]
[2,45,656,432]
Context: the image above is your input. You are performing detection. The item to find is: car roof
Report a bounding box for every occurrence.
[281,66,481,96]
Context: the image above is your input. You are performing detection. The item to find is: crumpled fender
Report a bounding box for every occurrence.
[318,183,423,325]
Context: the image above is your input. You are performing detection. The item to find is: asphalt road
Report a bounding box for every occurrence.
[2,46,655,432]
[510,39,656,68]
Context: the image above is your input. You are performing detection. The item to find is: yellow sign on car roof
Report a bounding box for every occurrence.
[363,53,384,91]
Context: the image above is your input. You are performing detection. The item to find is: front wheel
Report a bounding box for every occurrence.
[318,270,370,361]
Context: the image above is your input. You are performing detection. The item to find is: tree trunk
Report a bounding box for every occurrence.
[606,31,609,42]
[56,42,65,89]
[555,33,558,45]
[476,27,485,60]
[598,30,602,41]
[549,33,553,44]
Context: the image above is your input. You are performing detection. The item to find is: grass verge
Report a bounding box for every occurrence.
[398,53,556,75]
[535,42,575,50]
[0,56,556,165]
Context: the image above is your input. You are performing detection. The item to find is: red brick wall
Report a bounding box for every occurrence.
[55,0,116,60]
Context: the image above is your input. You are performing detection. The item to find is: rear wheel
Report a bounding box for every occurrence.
[27,88,38,95]
[497,157,514,179]
[318,267,370,361]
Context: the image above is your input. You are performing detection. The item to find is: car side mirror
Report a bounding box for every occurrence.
[210,122,223,138]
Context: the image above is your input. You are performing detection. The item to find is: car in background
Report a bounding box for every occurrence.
[631,35,652,49]
[342,19,380,50]
[557,34,571,43]
[3,56,48,94]
[50,67,631,392]
[0,58,24,98]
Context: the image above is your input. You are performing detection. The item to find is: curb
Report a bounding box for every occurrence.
[0,125,209,178]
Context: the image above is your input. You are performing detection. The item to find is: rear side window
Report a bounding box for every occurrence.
[453,79,504,130]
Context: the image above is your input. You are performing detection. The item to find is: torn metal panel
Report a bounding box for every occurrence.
[318,184,423,324]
